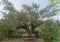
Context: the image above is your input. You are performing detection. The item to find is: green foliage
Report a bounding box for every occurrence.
[49,0,60,4]
[16,28,27,33]
[0,22,8,39]
[35,19,58,42]
[0,0,59,42]
[34,26,42,38]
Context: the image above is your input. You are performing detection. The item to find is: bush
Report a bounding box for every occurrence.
[9,28,28,38]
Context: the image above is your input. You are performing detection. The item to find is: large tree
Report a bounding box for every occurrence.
[1,0,60,34]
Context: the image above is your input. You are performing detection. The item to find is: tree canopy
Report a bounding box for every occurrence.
[1,0,60,34]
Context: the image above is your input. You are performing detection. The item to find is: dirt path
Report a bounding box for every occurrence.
[1,38,24,42]
[1,38,44,42]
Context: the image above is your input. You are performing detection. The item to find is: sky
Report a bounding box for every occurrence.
[9,0,49,10]
[0,0,60,20]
